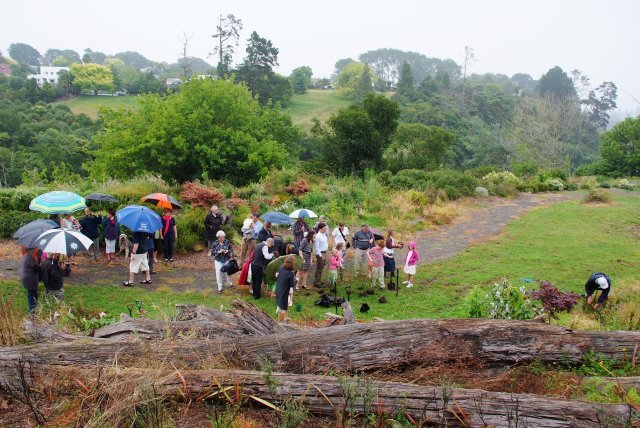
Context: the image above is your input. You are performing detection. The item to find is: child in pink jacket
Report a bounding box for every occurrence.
[403,241,420,288]
[328,243,344,285]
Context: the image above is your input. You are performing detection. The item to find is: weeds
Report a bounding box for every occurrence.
[584,188,612,203]
[0,291,25,346]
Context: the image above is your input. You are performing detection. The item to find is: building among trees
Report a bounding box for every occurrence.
[27,66,69,86]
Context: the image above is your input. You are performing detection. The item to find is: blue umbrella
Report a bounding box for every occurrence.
[260,211,293,225]
[116,205,162,233]
[289,208,318,219]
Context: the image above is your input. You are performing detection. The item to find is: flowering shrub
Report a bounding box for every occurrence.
[180,182,223,208]
[531,280,580,321]
[544,178,565,191]
[617,179,635,191]
[470,277,538,320]
[482,171,521,197]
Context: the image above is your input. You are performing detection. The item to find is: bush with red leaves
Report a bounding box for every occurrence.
[180,182,223,208]
[531,280,581,320]
[284,179,311,196]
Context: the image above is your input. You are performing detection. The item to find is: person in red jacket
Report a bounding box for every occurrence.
[402,241,420,288]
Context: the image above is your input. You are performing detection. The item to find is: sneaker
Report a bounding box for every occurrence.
[402,280,409,284]
[406,283,413,288]
[169,259,174,262]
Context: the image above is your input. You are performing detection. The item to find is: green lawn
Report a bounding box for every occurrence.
[58,95,138,119]
[3,192,639,328]
[285,89,352,132]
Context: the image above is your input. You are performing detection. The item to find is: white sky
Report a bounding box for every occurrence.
[2,0,639,114]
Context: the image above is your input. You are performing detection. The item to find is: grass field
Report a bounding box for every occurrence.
[2,191,639,331]
[58,95,138,119]
[58,90,350,130]
[285,89,352,131]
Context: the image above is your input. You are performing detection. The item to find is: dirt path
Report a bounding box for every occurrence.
[0,192,582,292]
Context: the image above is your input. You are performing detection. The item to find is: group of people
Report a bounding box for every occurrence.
[20,203,613,316]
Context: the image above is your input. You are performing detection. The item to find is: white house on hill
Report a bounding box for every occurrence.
[28,66,70,86]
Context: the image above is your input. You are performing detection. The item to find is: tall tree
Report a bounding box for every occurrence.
[582,81,617,130]
[211,13,243,77]
[396,61,415,99]
[334,58,355,76]
[289,66,313,94]
[536,66,576,99]
[600,116,640,176]
[353,65,374,103]
[70,63,114,95]
[8,43,42,66]
[384,123,453,172]
[44,49,81,66]
[179,32,195,79]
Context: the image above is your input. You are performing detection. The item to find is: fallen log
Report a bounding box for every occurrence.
[2,319,640,374]
[93,300,287,339]
[3,366,632,427]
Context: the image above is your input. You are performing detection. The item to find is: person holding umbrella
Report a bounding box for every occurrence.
[21,247,41,313]
[124,231,152,286]
[161,209,177,262]
[80,207,102,260]
[41,253,65,301]
[292,217,309,252]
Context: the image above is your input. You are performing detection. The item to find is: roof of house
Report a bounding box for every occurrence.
[0,64,11,75]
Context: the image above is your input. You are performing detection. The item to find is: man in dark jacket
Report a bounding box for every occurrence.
[80,207,102,260]
[21,248,41,313]
[585,272,611,309]
[204,205,226,256]
[42,253,65,300]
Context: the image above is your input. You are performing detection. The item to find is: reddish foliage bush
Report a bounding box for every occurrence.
[531,280,580,320]
[180,182,223,208]
[284,179,311,196]
[224,197,247,210]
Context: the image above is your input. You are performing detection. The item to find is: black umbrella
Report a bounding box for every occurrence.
[86,193,118,203]
[35,229,93,256]
[13,219,60,248]
[370,228,385,241]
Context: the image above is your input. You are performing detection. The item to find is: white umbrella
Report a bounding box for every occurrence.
[36,229,93,256]
[289,208,318,219]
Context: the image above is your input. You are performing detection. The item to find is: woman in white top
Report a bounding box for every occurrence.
[60,213,80,265]
[384,230,403,283]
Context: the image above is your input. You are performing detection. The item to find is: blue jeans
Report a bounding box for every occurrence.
[26,288,38,313]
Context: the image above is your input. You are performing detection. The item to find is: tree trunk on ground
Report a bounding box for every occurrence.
[3,367,632,428]
[2,319,640,374]
[93,300,287,339]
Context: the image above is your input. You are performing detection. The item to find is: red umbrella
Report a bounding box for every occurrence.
[141,193,182,210]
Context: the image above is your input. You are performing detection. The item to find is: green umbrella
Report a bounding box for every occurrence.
[264,255,303,282]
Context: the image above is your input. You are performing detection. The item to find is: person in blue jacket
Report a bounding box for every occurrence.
[585,272,611,309]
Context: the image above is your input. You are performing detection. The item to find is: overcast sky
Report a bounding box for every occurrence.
[2,0,639,114]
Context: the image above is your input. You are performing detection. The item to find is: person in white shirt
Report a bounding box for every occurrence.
[331,222,349,255]
[313,223,329,287]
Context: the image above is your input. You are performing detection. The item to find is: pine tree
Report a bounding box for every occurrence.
[396,61,415,99]
[354,64,374,103]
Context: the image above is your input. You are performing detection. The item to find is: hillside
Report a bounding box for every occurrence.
[58,90,351,131]
[285,89,352,131]
[58,95,138,119]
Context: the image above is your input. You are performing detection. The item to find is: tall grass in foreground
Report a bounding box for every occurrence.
[0,291,25,346]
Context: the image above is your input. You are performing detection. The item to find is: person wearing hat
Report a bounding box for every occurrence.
[585,272,611,309]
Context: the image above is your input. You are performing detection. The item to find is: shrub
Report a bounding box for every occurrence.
[388,169,429,190]
[544,178,565,191]
[99,175,175,206]
[511,161,538,178]
[599,182,611,188]
[616,179,635,191]
[377,170,392,186]
[0,210,43,238]
[11,188,39,211]
[574,162,604,177]
[482,171,521,197]
[284,179,311,196]
[407,189,428,206]
[539,168,568,182]
[0,188,16,210]
[475,186,489,197]
[531,280,580,321]
[584,189,612,204]
[180,182,223,208]
[175,207,207,252]
[472,277,538,320]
